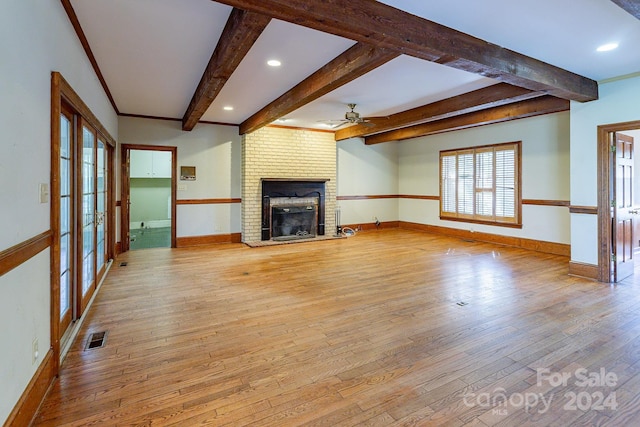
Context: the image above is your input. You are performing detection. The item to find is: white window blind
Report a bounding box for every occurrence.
[439,142,520,225]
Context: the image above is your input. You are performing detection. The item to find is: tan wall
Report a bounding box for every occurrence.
[242,127,337,242]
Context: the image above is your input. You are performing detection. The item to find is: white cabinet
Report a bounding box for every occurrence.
[130,150,172,178]
[151,151,172,178]
[129,150,152,178]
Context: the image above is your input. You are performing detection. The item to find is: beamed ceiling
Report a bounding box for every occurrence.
[67,0,640,144]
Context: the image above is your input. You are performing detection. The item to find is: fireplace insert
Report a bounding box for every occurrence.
[271,204,317,241]
[261,179,327,240]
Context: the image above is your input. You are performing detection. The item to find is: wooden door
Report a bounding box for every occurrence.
[59,114,107,342]
[96,138,109,284]
[614,133,635,281]
[78,120,97,313]
[59,106,74,337]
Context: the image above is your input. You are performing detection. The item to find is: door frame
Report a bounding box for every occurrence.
[598,119,640,282]
[51,72,116,371]
[120,144,177,252]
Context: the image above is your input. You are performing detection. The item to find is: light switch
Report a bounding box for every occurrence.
[39,183,49,203]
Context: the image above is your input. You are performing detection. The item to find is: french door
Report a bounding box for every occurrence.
[59,107,110,343]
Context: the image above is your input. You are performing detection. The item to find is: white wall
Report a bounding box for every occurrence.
[337,138,399,225]
[118,117,242,238]
[129,178,172,227]
[398,112,571,244]
[0,0,117,423]
[570,74,640,264]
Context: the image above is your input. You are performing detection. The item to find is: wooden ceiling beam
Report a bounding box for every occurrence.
[364,96,569,145]
[610,0,640,19]
[240,43,398,135]
[334,83,543,141]
[182,8,271,131]
[211,0,598,102]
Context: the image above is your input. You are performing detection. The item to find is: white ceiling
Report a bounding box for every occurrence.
[70,0,640,131]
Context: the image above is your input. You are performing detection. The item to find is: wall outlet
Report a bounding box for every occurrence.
[32,338,39,365]
[214,225,221,232]
[178,184,187,191]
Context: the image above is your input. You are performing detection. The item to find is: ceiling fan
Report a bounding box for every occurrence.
[320,103,381,129]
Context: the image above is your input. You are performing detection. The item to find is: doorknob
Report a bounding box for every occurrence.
[95,211,105,225]
[629,209,639,214]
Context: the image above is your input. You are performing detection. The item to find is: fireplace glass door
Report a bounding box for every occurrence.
[271,204,317,240]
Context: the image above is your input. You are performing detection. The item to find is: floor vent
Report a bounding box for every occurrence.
[85,331,107,350]
[119,262,128,267]
[456,301,469,306]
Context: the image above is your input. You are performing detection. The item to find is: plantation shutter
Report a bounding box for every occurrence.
[475,148,494,219]
[495,145,517,223]
[441,153,457,214]
[439,142,520,225]
[457,151,474,218]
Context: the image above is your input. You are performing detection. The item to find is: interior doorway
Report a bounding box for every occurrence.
[120,145,177,252]
[598,121,640,282]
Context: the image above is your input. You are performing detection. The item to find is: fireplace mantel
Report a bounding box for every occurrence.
[261,179,328,240]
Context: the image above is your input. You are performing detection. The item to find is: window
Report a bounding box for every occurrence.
[440,141,521,227]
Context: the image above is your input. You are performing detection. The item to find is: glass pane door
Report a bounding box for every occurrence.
[57,102,113,359]
[60,111,73,334]
[79,124,96,312]
[96,139,107,280]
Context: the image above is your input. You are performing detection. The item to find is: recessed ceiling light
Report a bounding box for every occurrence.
[597,43,619,52]
[267,59,281,67]
[223,106,234,111]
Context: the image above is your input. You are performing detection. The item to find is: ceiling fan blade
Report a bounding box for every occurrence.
[331,121,349,129]
[317,119,350,129]
[318,119,345,124]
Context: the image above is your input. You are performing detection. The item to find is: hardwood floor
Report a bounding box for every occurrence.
[33,229,640,426]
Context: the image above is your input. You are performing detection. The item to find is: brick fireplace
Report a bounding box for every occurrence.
[242,127,337,243]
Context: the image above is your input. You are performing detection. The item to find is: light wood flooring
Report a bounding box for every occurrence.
[34,229,640,426]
